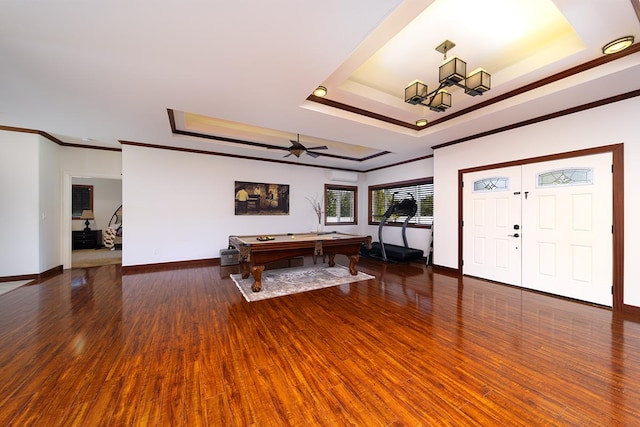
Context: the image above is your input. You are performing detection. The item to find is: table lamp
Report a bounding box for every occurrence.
[80,210,94,231]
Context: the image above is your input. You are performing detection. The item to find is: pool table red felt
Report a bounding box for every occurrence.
[228,232,371,292]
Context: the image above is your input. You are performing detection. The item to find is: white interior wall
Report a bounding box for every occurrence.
[60,146,123,176]
[433,96,640,306]
[0,131,61,276]
[4,94,638,308]
[362,158,434,255]
[0,131,40,276]
[121,145,364,267]
[38,137,61,272]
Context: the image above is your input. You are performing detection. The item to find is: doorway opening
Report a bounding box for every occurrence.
[67,176,122,269]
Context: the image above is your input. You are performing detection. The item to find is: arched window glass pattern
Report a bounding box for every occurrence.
[537,168,593,187]
[473,177,509,192]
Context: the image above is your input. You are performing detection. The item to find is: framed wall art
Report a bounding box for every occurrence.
[235,181,289,215]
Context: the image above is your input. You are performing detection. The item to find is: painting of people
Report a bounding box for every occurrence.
[234,181,290,215]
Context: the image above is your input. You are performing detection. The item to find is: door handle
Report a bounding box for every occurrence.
[508,233,520,238]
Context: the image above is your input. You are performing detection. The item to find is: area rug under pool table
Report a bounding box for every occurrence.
[230,264,375,302]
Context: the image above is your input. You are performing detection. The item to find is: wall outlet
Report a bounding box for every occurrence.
[153,248,159,255]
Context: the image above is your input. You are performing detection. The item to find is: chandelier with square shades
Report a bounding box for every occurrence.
[405,40,491,113]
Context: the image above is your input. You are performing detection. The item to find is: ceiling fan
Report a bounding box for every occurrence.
[269,134,328,158]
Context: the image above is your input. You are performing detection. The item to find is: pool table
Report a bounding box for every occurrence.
[228,232,371,292]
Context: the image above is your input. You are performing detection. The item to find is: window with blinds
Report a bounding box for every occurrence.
[368,178,433,227]
[324,184,357,224]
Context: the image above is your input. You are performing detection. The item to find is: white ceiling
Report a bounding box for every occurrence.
[1,0,639,171]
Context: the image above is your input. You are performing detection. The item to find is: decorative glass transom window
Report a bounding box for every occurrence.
[537,168,593,187]
[473,177,509,192]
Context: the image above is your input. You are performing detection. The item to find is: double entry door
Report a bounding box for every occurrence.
[462,153,612,306]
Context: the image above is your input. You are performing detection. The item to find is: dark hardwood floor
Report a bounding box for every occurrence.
[1,256,639,426]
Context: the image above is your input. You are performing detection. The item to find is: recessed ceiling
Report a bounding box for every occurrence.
[306,0,595,131]
[347,0,582,107]
[1,0,639,172]
[172,110,387,161]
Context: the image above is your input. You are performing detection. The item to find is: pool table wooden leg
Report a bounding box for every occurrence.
[250,265,265,292]
[240,261,251,279]
[348,254,359,275]
[327,254,337,267]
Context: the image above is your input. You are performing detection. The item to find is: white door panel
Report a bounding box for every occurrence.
[521,153,612,306]
[463,167,522,286]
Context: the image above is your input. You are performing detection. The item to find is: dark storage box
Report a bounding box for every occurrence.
[220,248,239,266]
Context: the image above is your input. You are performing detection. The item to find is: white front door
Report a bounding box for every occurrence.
[462,167,522,286]
[461,153,613,306]
[521,153,613,306]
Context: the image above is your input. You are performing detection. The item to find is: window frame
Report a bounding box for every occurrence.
[536,168,593,188]
[72,184,93,219]
[368,177,433,229]
[324,184,358,225]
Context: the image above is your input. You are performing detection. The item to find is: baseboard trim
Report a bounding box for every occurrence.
[0,264,63,283]
[122,258,219,275]
[431,264,460,276]
[622,304,640,318]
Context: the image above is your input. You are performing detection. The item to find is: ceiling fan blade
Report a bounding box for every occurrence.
[283,153,292,158]
[290,139,305,149]
[272,135,324,159]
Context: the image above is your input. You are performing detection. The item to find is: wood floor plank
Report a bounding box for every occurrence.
[1,259,639,425]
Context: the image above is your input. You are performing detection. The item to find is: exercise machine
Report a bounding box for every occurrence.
[362,192,424,262]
